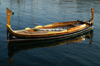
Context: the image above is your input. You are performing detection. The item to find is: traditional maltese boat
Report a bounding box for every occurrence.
[7,8,94,43]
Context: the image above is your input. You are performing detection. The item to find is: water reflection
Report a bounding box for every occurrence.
[7,0,97,30]
[0,0,1,4]
[8,30,93,66]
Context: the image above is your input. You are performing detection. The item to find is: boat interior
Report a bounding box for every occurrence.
[14,21,88,34]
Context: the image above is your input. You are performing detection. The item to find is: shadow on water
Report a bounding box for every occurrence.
[8,30,93,66]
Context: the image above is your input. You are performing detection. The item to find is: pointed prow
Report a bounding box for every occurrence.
[91,8,94,19]
[7,8,12,27]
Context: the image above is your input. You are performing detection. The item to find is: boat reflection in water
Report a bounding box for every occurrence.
[8,30,93,66]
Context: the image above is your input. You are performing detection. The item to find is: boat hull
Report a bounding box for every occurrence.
[7,26,93,43]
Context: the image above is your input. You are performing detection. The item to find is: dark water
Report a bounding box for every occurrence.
[0,0,100,66]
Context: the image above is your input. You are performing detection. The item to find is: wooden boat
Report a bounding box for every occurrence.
[7,8,94,43]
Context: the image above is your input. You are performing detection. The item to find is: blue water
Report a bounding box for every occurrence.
[0,0,100,66]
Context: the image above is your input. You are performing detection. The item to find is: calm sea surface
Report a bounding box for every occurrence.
[0,0,100,66]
